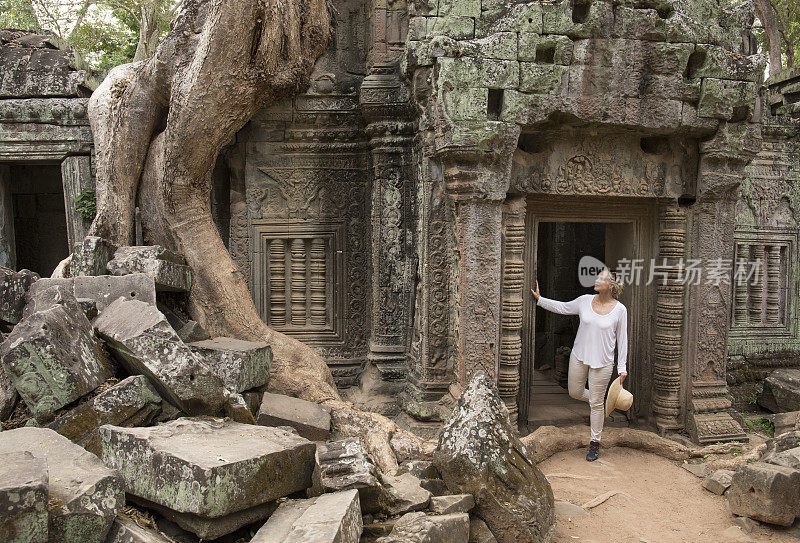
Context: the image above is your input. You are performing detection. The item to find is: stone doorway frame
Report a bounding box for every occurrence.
[515,195,662,429]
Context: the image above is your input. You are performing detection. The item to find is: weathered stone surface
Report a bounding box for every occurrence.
[251,489,362,543]
[420,478,449,496]
[46,375,162,456]
[703,469,735,495]
[94,298,226,415]
[188,337,271,393]
[1,286,109,421]
[310,437,386,514]
[760,430,800,464]
[429,494,474,514]
[727,462,800,526]
[0,267,38,325]
[773,411,800,437]
[400,460,441,480]
[682,462,711,478]
[104,516,174,543]
[381,472,431,515]
[759,369,800,413]
[0,365,18,420]
[469,518,497,543]
[433,372,555,543]
[376,512,470,543]
[224,392,257,424]
[0,427,123,543]
[28,274,157,314]
[176,321,209,343]
[99,417,315,517]
[763,446,800,470]
[128,495,276,540]
[0,451,48,543]
[257,392,331,441]
[71,236,119,277]
[107,246,192,292]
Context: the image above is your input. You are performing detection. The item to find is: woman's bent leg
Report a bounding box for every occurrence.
[567,350,590,403]
[587,364,614,441]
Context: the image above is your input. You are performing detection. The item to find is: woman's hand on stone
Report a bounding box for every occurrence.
[530,280,540,301]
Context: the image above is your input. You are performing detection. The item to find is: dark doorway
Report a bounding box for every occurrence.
[2,163,69,276]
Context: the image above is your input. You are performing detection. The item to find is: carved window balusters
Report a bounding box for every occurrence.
[252,221,345,341]
[732,238,792,330]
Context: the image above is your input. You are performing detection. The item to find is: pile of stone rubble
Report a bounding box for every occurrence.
[0,238,555,543]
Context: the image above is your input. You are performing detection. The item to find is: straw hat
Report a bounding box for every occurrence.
[605,377,633,417]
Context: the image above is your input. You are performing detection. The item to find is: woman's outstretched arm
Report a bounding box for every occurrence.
[616,305,628,377]
[534,293,584,315]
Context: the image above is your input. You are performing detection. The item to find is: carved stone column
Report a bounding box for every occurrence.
[686,123,760,443]
[360,70,415,381]
[0,165,14,269]
[652,203,686,432]
[60,155,93,250]
[500,195,526,424]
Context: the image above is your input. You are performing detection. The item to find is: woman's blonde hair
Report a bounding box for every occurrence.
[603,269,624,299]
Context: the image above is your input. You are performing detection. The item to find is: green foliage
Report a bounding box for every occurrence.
[744,416,775,436]
[74,189,96,221]
[0,0,39,30]
[753,0,800,72]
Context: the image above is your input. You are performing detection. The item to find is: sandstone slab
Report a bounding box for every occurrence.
[251,489,362,543]
[469,518,497,543]
[257,391,331,440]
[0,427,123,543]
[188,337,271,393]
[1,287,109,421]
[376,512,470,543]
[429,494,475,514]
[703,469,734,495]
[433,371,555,543]
[100,417,315,518]
[94,298,225,415]
[46,375,162,456]
[71,236,118,277]
[29,274,156,314]
[0,451,48,543]
[107,246,192,292]
[381,472,431,515]
[0,267,38,325]
[104,516,174,543]
[758,369,800,413]
[310,437,386,513]
[727,461,800,526]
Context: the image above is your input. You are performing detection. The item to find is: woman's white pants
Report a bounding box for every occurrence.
[567,349,614,442]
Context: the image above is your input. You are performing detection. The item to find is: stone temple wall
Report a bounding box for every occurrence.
[727,69,800,412]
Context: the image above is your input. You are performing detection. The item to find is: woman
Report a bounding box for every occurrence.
[530,269,628,461]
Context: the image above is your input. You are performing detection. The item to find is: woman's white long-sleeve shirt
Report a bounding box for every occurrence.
[536,294,628,374]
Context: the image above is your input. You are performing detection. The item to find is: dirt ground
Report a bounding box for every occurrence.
[539,446,800,543]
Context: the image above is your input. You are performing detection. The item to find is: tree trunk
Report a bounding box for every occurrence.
[88,0,429,473]
[132,1,160,62]
[754,0,784,76]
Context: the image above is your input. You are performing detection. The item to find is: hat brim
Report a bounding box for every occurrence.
[606,377,623,417]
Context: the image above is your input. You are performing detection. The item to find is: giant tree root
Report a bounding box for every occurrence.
[520,425,760,466]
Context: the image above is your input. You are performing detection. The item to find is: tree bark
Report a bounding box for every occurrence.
[755,0,785,76]
[132,1,160,62]
[88,0,429,474]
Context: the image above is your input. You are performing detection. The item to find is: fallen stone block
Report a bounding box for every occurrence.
[0,427,123,543]
[0,267,38,325]
[71,236,119,277]
[773,411,800,437]
[703,469,734,495]
[763,446,800,470]
[94,298,225,415]
[1,287,110,421]
[310,437,386,513]
[0,365,17,420]
[420,478,449,496]
[720,525,753,542]
[381,472,431,516]
[104,515,174,543]
[682,461,711,478]
[176,321,209,343]
[188,337,271,393]
[46,375,162,456]
[727,461,800,526]
[251,489,362,543]
[758,369,800,413]
[376,512,470,543]
[733,515,760,534]
[29,274,157,314]
[469,518,497,543]
[433,371,555,543]
[0,451,48,543]
[400,460,441,480]
[429,494,474,514]
[224,392,256,424]
[128,495,276,540]
[107,246,192,292]
[257,391,331,441]
[100,417,315,518]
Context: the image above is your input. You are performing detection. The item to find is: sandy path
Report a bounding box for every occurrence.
[539,447,799,543]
